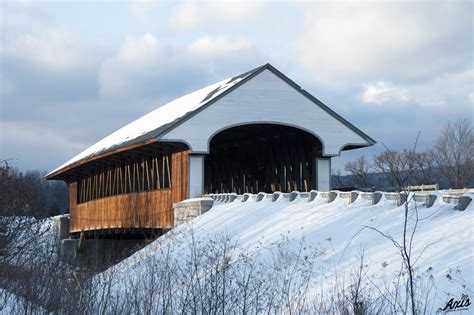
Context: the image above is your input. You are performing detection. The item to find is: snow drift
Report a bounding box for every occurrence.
[99,191,473,313]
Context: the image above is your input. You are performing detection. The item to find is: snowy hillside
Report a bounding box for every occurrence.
[101,191,474,313]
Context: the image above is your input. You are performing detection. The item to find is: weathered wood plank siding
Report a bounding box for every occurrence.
[69,150,189,233]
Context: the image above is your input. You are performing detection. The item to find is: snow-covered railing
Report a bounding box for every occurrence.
[318,191,337,203]
[443,189,471,196]
[442,195,472,211]
[406,184,438,192]
[193,190,472,227]
[236,194,248,202]
[203,191,471,211]
[383,192,408,206]
[338,191,359,204]
[272,192,299,202]
[413,194,437,208]
[360,192,382,205]
[256,193,268,202]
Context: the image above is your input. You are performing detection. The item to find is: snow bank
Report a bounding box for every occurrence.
[1,216,55,266]
[102,192,473,310]
[0,288,45,314]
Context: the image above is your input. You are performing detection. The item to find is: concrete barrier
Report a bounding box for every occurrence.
[384,192,408,206]
[413,194,437,208]
[289,191,300,201]
[224,193,237,203]
[173,198,214,227]
[443,195,472,211]
[338,191,359,204]
[319,191,337,203]
[256,192,267,202]
[236,194,249,202]
[274,192,297,202]
[359,192,382,205]
[264,193,274,201]
[244,193,258,202]
[299,192,309,201]
[52,214,70,245]
[309,190,318,202]
[271,192,282,201]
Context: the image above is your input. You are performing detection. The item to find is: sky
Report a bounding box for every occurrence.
[1,0,473,175]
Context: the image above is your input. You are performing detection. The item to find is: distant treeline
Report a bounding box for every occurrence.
[0,163,68,217]
[333,118,474,190]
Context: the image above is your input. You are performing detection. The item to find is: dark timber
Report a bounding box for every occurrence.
[204,124,322,194]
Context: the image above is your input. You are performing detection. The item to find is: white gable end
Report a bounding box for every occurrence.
[160,69,369,156]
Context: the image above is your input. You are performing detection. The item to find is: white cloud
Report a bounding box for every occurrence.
[166,1,268,32]
[362,81,409,104]
[294,2,472,88]
[130,0,161,26]
[411,68,474,108]
[362,68,474,108]
[168,1,202,31]
[188,35,253,58]
[98,33,161,97]
[207,1,268,22]
[1,30,95,72]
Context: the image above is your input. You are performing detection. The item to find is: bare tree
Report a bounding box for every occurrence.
[332,169,346,189]
[434,118,474,188]
[412,149,439,185]
[344,156,372,188]
[367,136,423,314]
[0,162,68,217]
[373,149,416,188]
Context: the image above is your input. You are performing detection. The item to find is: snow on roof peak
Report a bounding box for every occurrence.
[47,65,264,177]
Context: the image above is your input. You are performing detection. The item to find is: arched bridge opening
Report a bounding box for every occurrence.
[204,124,323,194]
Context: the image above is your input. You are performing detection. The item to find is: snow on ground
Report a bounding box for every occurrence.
[0,288,45,314]
[1,216,55,266]
[103,191,474,310]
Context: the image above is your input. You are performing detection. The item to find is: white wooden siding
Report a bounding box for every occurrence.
[316,158,331,191]
[188,155,204,198]
[160,69,368,156]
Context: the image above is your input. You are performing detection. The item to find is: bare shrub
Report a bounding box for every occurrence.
[0,219,441,314]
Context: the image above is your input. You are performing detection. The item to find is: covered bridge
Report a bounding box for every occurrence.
[46,64,375,236]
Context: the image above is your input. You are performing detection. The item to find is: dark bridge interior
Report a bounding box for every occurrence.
[204,124,323,194]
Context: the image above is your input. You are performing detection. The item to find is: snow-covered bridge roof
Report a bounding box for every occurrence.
[46,64,375,179]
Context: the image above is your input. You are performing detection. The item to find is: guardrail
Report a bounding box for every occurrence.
[338,191,359,203]
[360,192,382,205]
[442,195,472,211]
[203,190,472,211]
[413,194,437,207]
[406,184,438,191]
[384,192,408,206]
